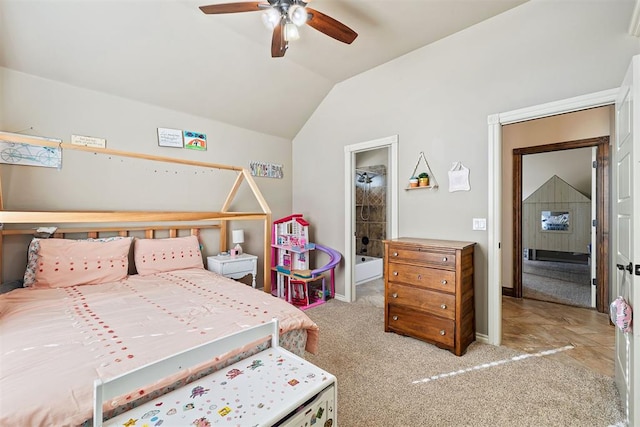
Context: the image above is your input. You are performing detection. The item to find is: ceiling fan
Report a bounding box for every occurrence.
[199,1,358,58]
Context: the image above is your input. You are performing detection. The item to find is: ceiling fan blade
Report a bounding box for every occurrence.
[199,2,264,14]
[271,20,287,57]
[306,7,357,44]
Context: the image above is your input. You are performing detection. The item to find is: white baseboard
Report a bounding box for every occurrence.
[334,294,348,302]
[475,333,489,344]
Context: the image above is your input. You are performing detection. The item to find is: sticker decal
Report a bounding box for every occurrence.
[142,410,160,419]
[192,417,211,427]
[218,406,232,417]
[226,369,243,380]
[190,386,209,398]
[247,360,264,370]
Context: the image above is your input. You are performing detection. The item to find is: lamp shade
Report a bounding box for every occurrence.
[284,22,299,41]
[232,229,245,244]
[261,8,280,30]
[288,5,308,26]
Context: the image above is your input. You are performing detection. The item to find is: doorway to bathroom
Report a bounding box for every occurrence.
[353,153,387,305]
[343,135,398,303]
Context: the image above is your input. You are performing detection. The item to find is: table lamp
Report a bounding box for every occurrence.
[232,229,244,255]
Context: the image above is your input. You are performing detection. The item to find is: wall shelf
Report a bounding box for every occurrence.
[405,184,437,191]
[406,151,438,190]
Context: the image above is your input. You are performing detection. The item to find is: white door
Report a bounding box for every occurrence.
[614,54,639,425]
[591,147,597,308]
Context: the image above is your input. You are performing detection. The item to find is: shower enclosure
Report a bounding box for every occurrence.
[354,165,386,284]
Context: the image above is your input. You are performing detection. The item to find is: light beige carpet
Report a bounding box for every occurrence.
[304,299,624,427]
[354,278,384,308]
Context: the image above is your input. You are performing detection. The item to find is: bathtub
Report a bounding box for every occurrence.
[355,255,384,285]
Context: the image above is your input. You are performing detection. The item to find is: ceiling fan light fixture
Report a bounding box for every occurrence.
[261,8,280,30]
[288,4,308,26]
[284,22,300,41]
[199,1,358,57]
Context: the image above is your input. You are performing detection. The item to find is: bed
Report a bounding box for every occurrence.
[0,133,319,426]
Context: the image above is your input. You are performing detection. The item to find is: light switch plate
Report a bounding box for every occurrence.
[473,218,487,231]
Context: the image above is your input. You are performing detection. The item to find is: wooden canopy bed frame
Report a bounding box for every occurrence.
[0,131,273,293]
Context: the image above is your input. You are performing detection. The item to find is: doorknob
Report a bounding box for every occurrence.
[616,262,632,273]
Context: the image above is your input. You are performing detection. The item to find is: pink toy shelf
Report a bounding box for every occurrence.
[271,214,341,310]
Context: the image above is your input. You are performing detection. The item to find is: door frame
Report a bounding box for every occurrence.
[512,137,610,313]
[487,88,618,345]
[343,135,399,302]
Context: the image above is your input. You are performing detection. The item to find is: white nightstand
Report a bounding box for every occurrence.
[207,253,258,288]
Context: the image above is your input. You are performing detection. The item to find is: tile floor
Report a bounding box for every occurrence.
[502,296,615,377]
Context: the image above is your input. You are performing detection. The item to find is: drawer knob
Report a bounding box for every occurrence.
[441,279,447,285]
[440,330,446,336]
[442,257,448,262]
[392,293,398,298]
[393,252,398,257]
[392,315,398,321]
[393,271,398,276]
[440,304,447,310]
[417,274,422,280]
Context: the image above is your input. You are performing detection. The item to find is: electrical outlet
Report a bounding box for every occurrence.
[473,218,487,231]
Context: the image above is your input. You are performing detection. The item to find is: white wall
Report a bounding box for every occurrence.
[523,149,593,200]
[1,68,293,283]
[292,1,640,334]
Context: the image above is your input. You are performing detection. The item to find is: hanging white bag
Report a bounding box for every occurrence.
[448,161,470,192]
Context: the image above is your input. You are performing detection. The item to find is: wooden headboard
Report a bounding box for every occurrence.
[0,132,273,292]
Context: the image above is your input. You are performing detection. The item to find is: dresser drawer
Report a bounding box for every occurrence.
[384,238,475,356]
[387,246,456,268]
[387,283,455,320]
[387,305,455,347]
[387,262,456,293]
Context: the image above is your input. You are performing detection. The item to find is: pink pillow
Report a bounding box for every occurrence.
[134,235,204,276]
[33,237,132,288]
[24,236,130,287]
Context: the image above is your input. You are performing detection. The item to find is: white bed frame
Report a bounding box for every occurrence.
[93,319,280,426]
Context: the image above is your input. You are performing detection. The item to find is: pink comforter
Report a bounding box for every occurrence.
[0,268,318,426]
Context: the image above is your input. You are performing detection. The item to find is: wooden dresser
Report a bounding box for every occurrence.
[384,238,476,356]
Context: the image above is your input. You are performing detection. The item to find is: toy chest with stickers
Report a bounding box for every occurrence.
[97,320,337,427]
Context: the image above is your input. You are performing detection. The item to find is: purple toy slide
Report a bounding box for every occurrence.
[311,244,341,298]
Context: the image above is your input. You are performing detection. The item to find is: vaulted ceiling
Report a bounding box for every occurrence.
[0,0,528,139]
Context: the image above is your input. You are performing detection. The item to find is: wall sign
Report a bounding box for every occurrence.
[157,128,184,148]
[250,161,283,179]
[71,134,106,148]
[0,132,62,169]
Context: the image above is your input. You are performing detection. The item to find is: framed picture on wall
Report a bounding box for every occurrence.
[184,130,207,151]
[541,210,571,232]
[157,128,184,148]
